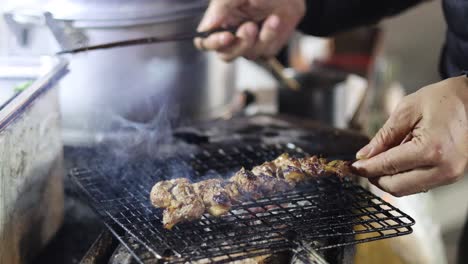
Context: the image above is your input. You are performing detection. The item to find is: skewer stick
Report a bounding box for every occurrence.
[256,57,301,91]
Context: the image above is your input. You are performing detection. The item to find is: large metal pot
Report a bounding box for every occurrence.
[4,0,236,146]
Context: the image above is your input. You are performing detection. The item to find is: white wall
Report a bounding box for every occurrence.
[380,0,445,92]
[0,0,9,56]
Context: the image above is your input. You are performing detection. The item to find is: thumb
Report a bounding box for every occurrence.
[357,99,420,159]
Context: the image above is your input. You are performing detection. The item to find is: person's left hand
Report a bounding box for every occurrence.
[352,75,468,197]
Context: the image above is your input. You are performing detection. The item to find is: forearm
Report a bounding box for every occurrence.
[298,0,423,36]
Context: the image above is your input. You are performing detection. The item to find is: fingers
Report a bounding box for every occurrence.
[251,15,282,58]
[217,22,259,62]
[249,14,298,59]
[197,0,236,32]
[195,17,276,61]
[368,167,438,197]
[194,32,235,51]
[356,97,421,159]
[195,13,293,61]
[194,0,241,53]
[353,138,431,178]
[194,0,304,60]
[194,21,259,61]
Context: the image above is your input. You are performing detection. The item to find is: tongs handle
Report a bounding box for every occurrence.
[56,27,238,55]
[55,25,299,91]
[196,27,238,38]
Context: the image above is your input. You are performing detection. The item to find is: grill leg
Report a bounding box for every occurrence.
[80,230,119,264]
[458,216,468,264]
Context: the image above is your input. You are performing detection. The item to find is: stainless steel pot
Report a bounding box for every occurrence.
[4,0,236,146]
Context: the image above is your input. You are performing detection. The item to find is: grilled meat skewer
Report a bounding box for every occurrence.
[150,178,205,229]
[271,154,307,184]
[193,179,232,217]
[150,154,354,229]
[230,168,265,200]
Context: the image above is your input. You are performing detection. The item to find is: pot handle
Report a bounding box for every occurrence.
[3,9,88,50]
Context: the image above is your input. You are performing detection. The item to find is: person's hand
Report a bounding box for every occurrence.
[194,0,305,62]
[353,76,468,197]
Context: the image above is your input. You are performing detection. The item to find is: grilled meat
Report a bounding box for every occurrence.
[152,178,205,229]
[324,160,354,178]
[299,156,327,177]
[150,154,355,229]
[255,174,292,195]
[150,180,176,208]
[221,181,243,202]
[251,162,277,178]
[193,179,232,216]
[230,168,264,200]
[251,161,297,192]
[300,156,352,178]
[273,153,306,184]
[230,167,291,196]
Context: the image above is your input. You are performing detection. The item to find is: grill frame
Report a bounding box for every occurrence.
[70,143,415,264]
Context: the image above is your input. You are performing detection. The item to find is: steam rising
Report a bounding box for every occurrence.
[98,57,200,164]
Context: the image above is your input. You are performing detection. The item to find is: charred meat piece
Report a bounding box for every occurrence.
[254,174,292,195]
[229,166,292,199]
[151,178,205,229]
[150,180,176,208]
[299,156,348,178]
[251,163,293,194]
[252,162,277,178]
[281,166,306,184]
[221,181,243,203]
[324,160,355,178]
[318,158,332,177]
[298,156,327,177]
[273,153,306,184]
[163,202,205,230]
[193,179,232,216]
[229,168,263,200]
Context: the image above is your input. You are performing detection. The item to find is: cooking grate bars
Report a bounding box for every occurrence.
[70,143,415,264]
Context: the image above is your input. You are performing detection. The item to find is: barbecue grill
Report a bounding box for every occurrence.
[70,141,415,264]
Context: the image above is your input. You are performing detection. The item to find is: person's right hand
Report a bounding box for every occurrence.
[194,0,305,62]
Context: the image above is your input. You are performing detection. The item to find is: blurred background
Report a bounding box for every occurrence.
[379,3,468,263]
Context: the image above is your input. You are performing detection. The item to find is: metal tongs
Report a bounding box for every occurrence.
[56,26,300,91]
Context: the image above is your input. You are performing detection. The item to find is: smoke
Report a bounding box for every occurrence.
[97,55,201,166]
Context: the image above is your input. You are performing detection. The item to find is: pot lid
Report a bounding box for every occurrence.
[9,0,208,22]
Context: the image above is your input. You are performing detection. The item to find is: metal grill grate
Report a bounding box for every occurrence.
[70,143,415,263]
